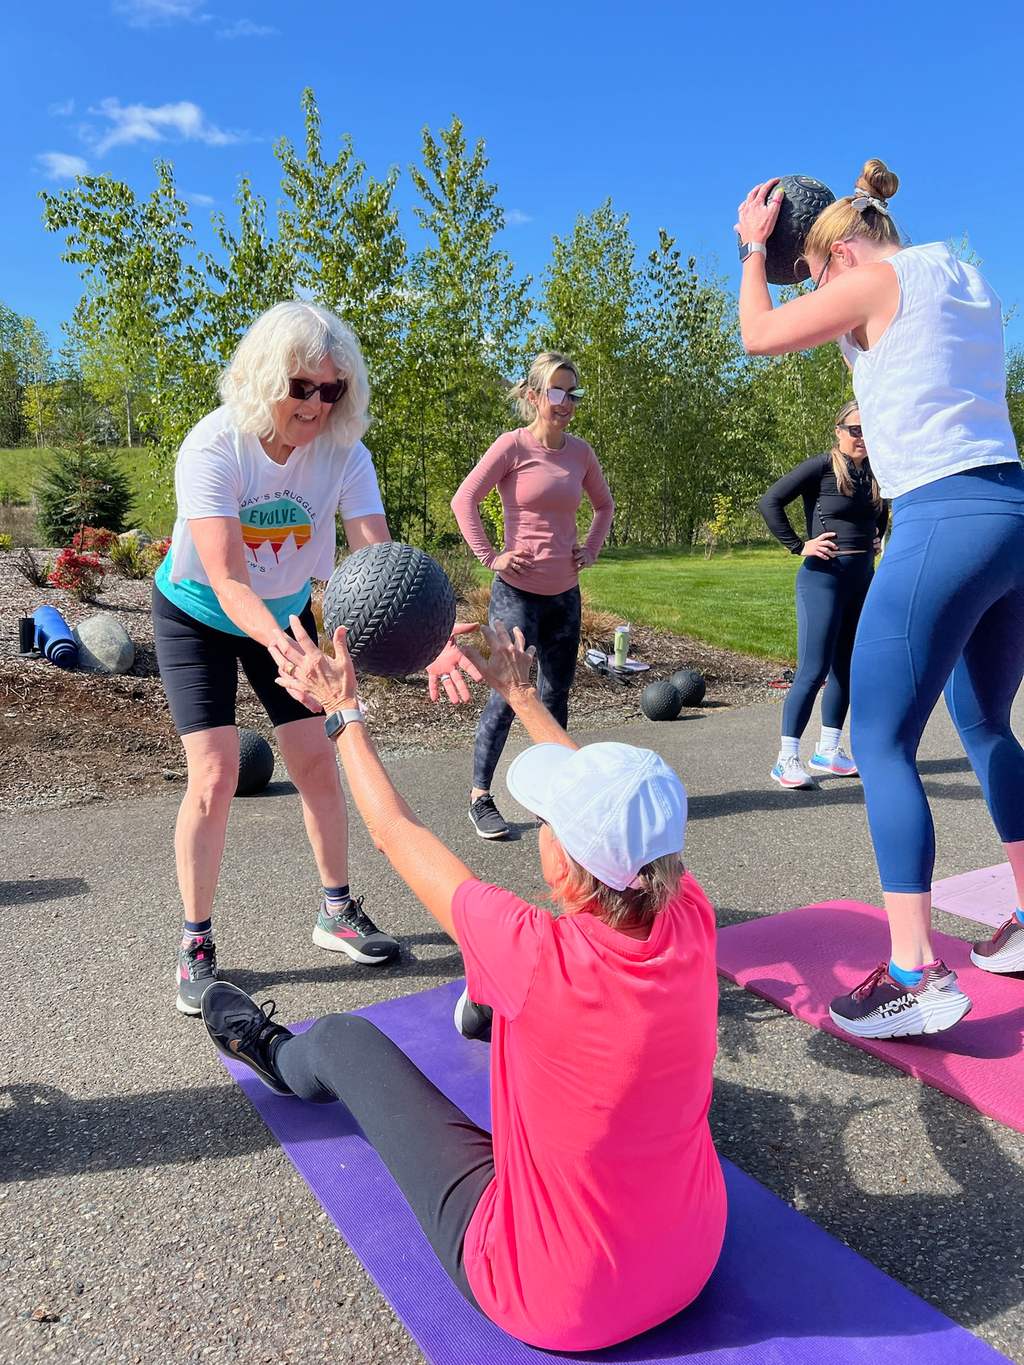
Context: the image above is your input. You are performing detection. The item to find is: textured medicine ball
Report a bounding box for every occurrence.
[640,681,684,722]
[669,667,706,707]
[236,728,274,796]
[322,542,457,678]
[764,175,836,285]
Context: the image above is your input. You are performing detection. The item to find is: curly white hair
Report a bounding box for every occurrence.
[219,301,371,449]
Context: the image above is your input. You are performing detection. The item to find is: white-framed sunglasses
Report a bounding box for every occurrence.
[546,386,585,406]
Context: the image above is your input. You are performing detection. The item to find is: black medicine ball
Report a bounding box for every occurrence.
[640,681,684,722]
[322,542,457,678]
[236,728,274,796]
[765,175,836,285]
[669,668,706,707]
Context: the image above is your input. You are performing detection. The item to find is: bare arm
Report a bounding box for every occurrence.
[189,516,304,664]
[342,513,391,551]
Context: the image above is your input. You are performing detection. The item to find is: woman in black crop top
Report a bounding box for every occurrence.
[758,401,888,790]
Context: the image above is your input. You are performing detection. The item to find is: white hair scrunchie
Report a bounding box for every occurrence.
[851,191,890,216]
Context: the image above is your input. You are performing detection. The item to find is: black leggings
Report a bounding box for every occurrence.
[782,554,874,738]
[473,577,581,789]
[275,1014,495,1305]
[152,584,317,736]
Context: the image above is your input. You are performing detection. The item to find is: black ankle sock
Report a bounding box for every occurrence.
[183,917,212,940]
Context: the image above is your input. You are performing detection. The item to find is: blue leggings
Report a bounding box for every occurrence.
[782,554,874,738]
[851,463,1024,893]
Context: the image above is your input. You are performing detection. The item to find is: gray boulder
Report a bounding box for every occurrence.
[73,614,136,675]
[117,528,153,547]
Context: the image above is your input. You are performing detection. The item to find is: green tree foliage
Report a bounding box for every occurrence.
[34,440,134,545]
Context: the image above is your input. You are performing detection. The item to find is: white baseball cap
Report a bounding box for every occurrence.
[505,741,687,892]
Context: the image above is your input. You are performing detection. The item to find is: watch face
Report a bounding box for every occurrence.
[325,712,345,739]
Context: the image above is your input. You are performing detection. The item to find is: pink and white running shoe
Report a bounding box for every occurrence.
[809,747,859,777]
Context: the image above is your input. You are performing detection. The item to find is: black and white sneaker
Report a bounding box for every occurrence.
[176,935,220,1016]
[468,794,510,840]
[829,960,972,1039]
[312,896,400,966]
[201,982,294,1095]
[454,986,493,1042]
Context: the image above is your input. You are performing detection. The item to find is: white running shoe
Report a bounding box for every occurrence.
[970,916,1024,973]
[809,747,859,777]
[770,756,819,790]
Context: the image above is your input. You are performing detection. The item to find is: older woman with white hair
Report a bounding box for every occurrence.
[154,300,475,1015]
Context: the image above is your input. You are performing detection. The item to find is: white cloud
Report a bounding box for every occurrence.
[37,151,89,180]
[87,98,246,155]
[113,0,209,26]
[186,190,216,206]
[48,98,75,117]
[217,18,277,38]
[504,209,533,227]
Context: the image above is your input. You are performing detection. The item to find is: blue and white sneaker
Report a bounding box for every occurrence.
[809,747,858,777]
[770,756,819,790]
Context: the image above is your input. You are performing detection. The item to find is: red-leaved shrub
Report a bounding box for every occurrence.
[48,548,105,600]
[71,526,118,554]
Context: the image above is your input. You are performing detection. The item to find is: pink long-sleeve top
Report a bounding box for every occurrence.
[451,429,615,596]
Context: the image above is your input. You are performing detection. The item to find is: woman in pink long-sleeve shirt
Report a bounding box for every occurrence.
[451,350,614,838]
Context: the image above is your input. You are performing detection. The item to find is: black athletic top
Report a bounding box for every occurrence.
[758,453,889,554]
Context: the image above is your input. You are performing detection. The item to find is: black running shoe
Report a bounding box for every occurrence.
[312,896,400,965]
[201,982,294,1095]
[453,986,493,1042]
[829,960,971,1039]
[176,935,220,1016]
[468,794,510,840]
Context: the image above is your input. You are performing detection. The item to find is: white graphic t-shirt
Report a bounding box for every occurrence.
[155,405,385,634]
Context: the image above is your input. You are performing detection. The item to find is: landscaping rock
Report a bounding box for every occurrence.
[117,529,153,547]
[73,614,136,675]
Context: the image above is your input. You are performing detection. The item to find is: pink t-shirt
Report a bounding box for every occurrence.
[452,874,726,1352]
[451,429,614,596]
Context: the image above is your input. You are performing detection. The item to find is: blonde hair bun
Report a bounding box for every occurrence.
[856,159,900,203]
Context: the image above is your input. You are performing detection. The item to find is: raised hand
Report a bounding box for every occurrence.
[426,622,485,704]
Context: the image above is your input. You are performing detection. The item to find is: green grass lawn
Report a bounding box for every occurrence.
[0,446,176,535]
[581,546,799,662]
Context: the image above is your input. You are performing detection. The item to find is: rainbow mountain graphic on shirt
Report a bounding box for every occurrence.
[239,498,312,566]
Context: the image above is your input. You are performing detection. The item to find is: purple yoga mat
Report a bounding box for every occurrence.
[223,980,1007,1364]
[932,864,1017,928]
[718,900,1024,1133]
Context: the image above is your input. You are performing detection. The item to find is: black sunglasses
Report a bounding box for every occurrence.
[288,376,348,405]
[838,423,864,438]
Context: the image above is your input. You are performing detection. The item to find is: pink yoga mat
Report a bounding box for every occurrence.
[717,900,1024,1133]
[932,864,1017,929]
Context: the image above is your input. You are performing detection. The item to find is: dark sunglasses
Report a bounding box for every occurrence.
[288,376,348,405]
[838,423,864,438]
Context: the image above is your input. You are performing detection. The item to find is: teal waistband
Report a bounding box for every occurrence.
[154,553,312,635]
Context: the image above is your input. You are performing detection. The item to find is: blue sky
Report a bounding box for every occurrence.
[6,0,1024,351]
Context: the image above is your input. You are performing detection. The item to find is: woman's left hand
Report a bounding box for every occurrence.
[426,622,485,704]
[735,179,784,246]
[572,543,596,570]
[275,614,358,713]
[873,535,883,555]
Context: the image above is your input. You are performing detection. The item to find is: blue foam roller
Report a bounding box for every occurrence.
[33,605,79,669]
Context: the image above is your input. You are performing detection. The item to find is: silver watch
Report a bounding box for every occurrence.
[324,707,364,741]
[738,241,768,263]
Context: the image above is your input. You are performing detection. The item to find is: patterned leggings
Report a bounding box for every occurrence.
[473,577,581,790]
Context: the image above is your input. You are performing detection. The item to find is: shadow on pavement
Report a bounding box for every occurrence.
[0,877,90,906]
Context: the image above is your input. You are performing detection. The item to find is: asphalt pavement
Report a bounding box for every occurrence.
[2,691,1023,1364]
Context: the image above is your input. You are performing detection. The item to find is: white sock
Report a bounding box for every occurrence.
[779,736,800,761]
[818,726,843,754]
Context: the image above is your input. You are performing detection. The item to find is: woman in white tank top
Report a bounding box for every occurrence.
[734,159,1024,1040]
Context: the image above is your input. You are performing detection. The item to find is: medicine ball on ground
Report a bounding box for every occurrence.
[236,729,275,796]
[763,175,836,285]
[641,681,684,722]
[670,668,706,707]
[322,542,457,677]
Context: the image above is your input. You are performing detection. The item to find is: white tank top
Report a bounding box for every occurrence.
[838,243,1019,498]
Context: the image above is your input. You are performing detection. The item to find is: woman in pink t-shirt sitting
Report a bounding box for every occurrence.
[452,350,614,839]
[201,621,726,1353]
